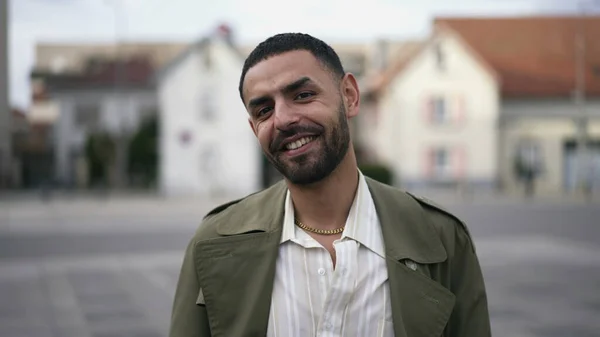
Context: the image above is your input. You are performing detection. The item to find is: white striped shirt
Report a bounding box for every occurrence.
[266,172,395,337]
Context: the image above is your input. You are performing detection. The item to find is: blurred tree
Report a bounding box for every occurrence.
[127,115,158,188]
[360,163,394,186]
[84,132,116,188]
[354,141,396,186]
[513,151,542,197]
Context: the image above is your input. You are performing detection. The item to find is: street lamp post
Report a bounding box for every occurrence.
[0,0,11,189]
[104,0,130,189]
[574,0,589,197]
[574,0,599,198]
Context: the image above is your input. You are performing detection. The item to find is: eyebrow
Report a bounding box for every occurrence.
[247,77,314,109]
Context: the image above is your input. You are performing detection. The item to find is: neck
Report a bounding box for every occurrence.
[287,151,360,231]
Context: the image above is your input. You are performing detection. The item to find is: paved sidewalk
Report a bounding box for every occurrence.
[0,251,182,337]
[0,195,232,235]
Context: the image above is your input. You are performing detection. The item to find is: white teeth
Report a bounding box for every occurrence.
[286,136,315,150]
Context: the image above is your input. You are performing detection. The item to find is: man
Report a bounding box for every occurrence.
[169,33,491,337]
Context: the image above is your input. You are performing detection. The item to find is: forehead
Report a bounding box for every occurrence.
[242,50,332,101]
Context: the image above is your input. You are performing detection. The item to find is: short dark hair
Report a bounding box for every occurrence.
[238,33,346,102]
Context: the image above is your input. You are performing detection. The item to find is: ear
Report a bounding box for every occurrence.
[341,73,360,119]
[248,117,258,136]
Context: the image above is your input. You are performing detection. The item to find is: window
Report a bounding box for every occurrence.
[516,140,543,172]
[425,94,467,125]
[339,53,366,77]
[51,56,68,74]
[434,42,446,72]
[430,96,447,124]
[432,148,451,178]
[199,90,216,122]
[199,146,218,175]
[203,51,212,69]
[74,102,100,129]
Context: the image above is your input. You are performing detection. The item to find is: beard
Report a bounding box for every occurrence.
[265,102,351,185]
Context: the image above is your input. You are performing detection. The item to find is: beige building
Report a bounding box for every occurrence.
[361,25,500,190]
[438,16,600,196]
[499,102,600,195]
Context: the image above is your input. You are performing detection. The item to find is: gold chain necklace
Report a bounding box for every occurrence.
[294,218,345,235]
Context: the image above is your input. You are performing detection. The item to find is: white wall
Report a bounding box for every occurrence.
[158,48,206,196]
[210,40,262,198]
[374,32,499,188]
[159,39,261,198]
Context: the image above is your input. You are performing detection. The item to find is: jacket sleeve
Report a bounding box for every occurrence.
[169,238,212,337]
[445,224,492,337]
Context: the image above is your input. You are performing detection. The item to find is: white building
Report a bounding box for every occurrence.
[156,26,264,198]
[30,56,158,188]
[363,25,500,190]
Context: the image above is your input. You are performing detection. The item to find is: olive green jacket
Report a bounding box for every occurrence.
[169,178,491,337]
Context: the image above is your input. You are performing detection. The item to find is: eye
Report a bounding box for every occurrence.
[257,106,272,117]
[295,92,314,100]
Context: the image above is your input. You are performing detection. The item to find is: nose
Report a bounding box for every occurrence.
[273,100,300,131]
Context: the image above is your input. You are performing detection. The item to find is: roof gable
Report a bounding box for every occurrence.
[366,25,498,94]
[154,26,244,84]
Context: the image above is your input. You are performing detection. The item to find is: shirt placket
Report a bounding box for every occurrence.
[317,240,358,337]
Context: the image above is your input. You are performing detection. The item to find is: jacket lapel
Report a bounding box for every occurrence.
[367,178,456,337]
[194,181,288,337]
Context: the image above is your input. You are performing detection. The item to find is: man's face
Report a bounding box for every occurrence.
[242,50,359,185]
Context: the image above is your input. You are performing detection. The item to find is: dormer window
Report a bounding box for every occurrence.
[434,42,445,72]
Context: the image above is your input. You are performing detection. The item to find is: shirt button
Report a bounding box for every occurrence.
[324,322,333,330]
[318,268,326,275]
[340,268,347,275]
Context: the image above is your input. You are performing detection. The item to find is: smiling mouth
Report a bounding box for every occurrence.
[284,136,317,151]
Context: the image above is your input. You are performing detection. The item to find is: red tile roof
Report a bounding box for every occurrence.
[434,16,600,97]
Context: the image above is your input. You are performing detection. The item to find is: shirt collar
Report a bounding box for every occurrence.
[281,170,386,259]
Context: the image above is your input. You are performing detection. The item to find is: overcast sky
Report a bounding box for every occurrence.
[7,0,586,108]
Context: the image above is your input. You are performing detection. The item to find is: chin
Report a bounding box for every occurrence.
[281,162,336,186]
[286,173,328,186]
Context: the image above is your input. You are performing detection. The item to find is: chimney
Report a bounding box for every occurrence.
[216,23,233,43]
[374,39,389,71]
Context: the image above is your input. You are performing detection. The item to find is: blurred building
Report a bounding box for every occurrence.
[29,41,187,189]
[156,25,264,197]
[27,16,600,197]
[362,25,500,191]
[361,15,600,196]
[30,55,159,188]
[436,16,600,196]
[34,42,186,75]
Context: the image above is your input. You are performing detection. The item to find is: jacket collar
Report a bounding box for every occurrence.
[215,177,446,264]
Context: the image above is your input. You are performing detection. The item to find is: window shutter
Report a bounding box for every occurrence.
[453,146,466,179]
[424,96,433,125]
[424,147,434,178]
[455,94,466,124]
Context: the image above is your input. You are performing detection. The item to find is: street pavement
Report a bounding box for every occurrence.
[0,193,599,337]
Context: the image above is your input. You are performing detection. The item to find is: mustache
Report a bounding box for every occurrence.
[270,124,324,153]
